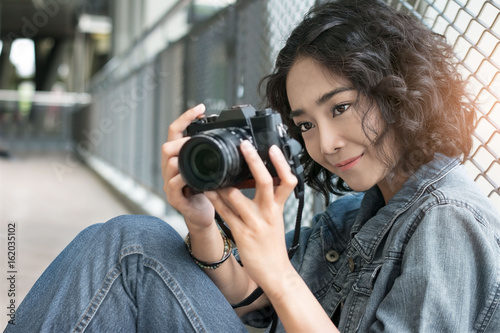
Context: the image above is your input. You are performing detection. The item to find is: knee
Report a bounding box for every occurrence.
[102,215,183,246]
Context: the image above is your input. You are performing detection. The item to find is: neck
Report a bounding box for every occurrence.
[377,174,408,204]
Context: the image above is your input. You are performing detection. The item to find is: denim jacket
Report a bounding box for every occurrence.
[259,154,500,332]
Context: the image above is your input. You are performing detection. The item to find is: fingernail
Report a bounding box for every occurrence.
[240,140,254,151]
[269,145,280,156]
[194,103,205,113]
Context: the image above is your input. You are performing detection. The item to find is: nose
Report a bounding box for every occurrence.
[318,124,343,156]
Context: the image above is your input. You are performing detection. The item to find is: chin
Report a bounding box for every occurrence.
[343,180,375,193]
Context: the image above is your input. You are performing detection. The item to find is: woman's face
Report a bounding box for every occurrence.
[286,57,401,200]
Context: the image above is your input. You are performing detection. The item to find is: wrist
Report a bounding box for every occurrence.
[186,222,227,263]
[185,229,232,269]
[181,207,215,232]
[261,264,301,304]
[184,218,219,241]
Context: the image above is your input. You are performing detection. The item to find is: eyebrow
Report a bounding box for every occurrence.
[289,87,355,118]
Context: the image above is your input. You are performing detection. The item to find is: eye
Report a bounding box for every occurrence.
[296,122,315,133]
[332,103,351,117]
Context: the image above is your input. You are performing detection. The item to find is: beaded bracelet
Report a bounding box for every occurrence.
[185,230,232,270]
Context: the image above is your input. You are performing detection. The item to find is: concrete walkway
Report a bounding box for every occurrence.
[0,151,133,329]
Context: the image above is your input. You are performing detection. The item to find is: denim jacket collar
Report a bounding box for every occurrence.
[349,154,461,262]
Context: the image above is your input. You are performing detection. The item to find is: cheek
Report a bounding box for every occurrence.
[303,137,322,163]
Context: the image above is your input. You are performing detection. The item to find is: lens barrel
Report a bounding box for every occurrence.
[178,128,251,192]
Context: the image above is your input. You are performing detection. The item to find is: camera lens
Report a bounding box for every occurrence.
[190,143,222,181]
[178,128,252,192]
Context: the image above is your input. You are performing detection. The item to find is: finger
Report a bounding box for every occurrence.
[164,174,186,204]
[161,137,190,171]
[168,174,204,202]
[215,187,260,227]
[163,156,180,184]
[217,187,249,214]
[205,190,243,228]
[168,173,186,192]
[166,104,206,142]
[269,145,298,205]
[239,140,274,201]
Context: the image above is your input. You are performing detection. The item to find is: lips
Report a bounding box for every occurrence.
[335,154,363,172]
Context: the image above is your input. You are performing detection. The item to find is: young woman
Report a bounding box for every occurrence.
[6,0,500,332]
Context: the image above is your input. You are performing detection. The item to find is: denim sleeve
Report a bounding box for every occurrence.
[368,204,500,333]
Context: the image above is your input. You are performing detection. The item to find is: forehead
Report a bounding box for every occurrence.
[286,57,353,106]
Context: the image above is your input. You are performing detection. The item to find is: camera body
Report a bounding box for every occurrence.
[178,104,303,197]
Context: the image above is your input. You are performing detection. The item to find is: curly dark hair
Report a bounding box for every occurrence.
[261,0,475,202]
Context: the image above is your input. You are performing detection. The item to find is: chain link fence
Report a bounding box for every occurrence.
[386,0,500,206]
[86,0,500,225]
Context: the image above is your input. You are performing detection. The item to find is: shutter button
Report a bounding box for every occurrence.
[348,257,355,272]
[326,250,339,263]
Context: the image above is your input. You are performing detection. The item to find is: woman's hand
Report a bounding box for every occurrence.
[162,109,270,310]
[161,104,215,230]
[205,140,298,291]
[206,141,339,332]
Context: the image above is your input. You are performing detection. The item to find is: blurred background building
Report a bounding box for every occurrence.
[0,0,499,329]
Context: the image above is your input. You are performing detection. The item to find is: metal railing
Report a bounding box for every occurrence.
[0,90,90,151]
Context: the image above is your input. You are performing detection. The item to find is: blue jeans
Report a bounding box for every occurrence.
[5,215,249,332]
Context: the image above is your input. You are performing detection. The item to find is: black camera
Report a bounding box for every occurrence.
[178,104,304,197]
